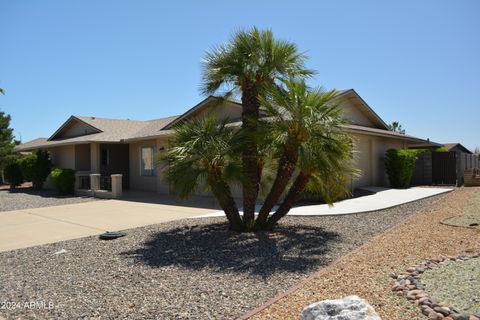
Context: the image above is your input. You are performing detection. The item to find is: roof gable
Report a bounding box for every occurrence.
[48,116,102,141]
[163,96,269,130]
[443,143,473,154]
[336,89,389,130]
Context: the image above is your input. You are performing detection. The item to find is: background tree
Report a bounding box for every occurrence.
[4,161,23,189]
[474,146,480,156]
[0,110,20,183]
[201,27,314,226]
[388,121,405,134]
[20,150,52,189]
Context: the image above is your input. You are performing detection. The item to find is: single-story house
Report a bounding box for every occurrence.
[15,89,438,195]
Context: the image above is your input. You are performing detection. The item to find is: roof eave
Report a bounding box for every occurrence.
[343,126,439,145]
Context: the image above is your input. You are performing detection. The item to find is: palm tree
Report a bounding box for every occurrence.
[165,80,356,232]
[201,27,314,226]
[162,116,243,231]
[254,79,343,228]
[265,129,356,229]
[388,121,405,134]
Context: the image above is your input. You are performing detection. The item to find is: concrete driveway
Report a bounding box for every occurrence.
[0,200,216,252]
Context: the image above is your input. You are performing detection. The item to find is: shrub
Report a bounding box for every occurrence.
[384,149,418,188]
[413,147,448,154]
[20,150,52,189]
[4,161,23,189]
[50,168,76,195]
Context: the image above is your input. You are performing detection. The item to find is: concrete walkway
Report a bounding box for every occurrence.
[0,200,215,253]
[194,186,453,218]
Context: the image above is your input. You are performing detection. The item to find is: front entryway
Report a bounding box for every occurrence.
[100,143,130,189]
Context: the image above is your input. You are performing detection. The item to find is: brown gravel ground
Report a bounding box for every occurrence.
[249,187,480,320]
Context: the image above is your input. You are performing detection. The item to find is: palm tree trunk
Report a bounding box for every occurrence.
[255,140,299,228]
[211,180,244,231]
[265,172,311,230]
[241,83,260,226]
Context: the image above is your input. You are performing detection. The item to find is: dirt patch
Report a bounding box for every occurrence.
[443,214,480,229]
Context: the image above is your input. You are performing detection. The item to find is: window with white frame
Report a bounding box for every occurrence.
[140,146,156,176]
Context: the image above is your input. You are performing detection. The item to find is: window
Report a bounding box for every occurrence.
[101,148,109,165]
[140,146,156,176]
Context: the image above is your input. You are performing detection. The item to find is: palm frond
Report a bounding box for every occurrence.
[200,26,314,97]
[160,115,242,199]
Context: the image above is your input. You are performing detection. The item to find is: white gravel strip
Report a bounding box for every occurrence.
[192,186,453,218]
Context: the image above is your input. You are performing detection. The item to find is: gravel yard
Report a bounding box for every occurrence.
[422,257,480,315]
[251,187,480,320]
[0,193,446,319]
[0,188,97,212]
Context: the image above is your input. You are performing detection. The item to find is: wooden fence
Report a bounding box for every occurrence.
[412,152,479,186]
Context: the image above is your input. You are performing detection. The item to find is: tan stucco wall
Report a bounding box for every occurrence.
[155,138,170,194]
[60,121,98,139]
[48,145,76,169]
[352,133,407,188]
[207,102,243,122]
[341,99,376,128]
[181,101,243,125]
[129,139,159,192]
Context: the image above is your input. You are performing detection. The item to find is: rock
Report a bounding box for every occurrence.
[421,306,433,316]
[54,249,67,255]
[428,312,443,320]
[470,316,480,320]
[449,313,465,320]
[300,295,381,320]
[408,289,424,295]
[416,293,429,299]
[418,297,431,305]
[433,306,451,316]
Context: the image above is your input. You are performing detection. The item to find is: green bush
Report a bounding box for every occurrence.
[4,161,23,189]
[20,150,52,189]
[50,168,76,195]
[413,147,448,154]
[384,149,418,188]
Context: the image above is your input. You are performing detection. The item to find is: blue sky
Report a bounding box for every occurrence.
[1,1,479,150]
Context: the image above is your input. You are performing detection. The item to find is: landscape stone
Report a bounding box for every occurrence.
[300,295,381,320]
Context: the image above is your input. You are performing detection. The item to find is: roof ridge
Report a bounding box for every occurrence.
[74,115,147,122]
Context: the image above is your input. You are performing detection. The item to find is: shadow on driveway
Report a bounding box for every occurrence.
[122,222,339,278]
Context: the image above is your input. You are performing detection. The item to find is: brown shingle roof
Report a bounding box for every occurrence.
[15,115,179,151]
